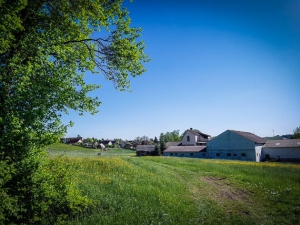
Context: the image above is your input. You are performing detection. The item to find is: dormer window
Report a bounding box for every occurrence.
[187,136,190,142]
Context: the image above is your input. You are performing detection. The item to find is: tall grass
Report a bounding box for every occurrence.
[46,145,300,224]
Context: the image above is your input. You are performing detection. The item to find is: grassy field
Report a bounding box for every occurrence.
[47,143,300,225]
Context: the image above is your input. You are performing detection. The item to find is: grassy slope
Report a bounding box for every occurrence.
[47,144,300,225]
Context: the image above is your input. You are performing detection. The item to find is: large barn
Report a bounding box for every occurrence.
[206,130,266,161]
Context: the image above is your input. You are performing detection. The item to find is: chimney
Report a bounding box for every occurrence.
[190,128,193,130]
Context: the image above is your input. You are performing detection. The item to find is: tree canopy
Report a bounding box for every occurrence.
[0,0,149,223]
[0,0,149,158]
[159,130,181,143]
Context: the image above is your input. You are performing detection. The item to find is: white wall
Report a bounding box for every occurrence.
[181,130,196,146]
[255,145,263,162]
[262,148,300,161]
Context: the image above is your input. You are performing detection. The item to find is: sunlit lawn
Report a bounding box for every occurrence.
[47,144,300,225]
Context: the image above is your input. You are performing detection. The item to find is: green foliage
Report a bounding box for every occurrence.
[154,144,161,156]
[0,160,17,224]
[0,150,89,224]
[159,130,181,143]
[160,141,167,153]
[291,126,300,139]
[0,0,148,222]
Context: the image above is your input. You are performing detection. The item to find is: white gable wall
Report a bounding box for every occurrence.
[181,130,196,146]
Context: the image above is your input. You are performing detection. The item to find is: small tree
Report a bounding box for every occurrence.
[154,144,161,156]
[291,126,300,139]
[160,141,167,154]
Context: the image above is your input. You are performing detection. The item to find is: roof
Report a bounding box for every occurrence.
[181,128,211,143]
[188,129,211,137]
[136,145,156,152]
[164,146,206,153]
[230,130,266,144]
[67,138,82,144]
[166,142,181,147]
[263,139,300,148]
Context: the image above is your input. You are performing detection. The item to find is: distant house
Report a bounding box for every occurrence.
[163,128,211,158]
[163,146,207,158]
[124,142,133,149]
[261,139,300,162]
[62,137,83,145]
[102,140,116,147]
[136,145,156,156]
[181,128,211,146]
[206,130,266,161]
[119,141,126,148]
[85,142,95,148]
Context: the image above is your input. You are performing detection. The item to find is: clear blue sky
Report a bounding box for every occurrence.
[63,0,300,140]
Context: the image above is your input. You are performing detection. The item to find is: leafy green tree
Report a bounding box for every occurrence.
[291,126,300,139]
[159,130,181,142]
[160,141,167,153]
[0,0,148,223]
[154,144,161,156]
[154,136,158,144]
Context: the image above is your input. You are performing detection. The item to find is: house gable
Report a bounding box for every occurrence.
[181,128,211,146]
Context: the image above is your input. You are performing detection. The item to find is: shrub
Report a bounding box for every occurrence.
[1,150,90,224]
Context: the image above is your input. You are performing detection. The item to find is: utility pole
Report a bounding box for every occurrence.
[272,129,274,137]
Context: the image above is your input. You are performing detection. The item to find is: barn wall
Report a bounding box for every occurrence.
[207,130,256,161]
[262,148,300,161]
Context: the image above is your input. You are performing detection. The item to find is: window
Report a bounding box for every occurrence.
[234,154,236,156]
[180,153,184,156]
[190,153,194,156]
[187,136,190,142]
[170,153,173,156]
[227,153,231,156]
[175,153,178,156]
[241,153,246,157]
[216,153,220,156]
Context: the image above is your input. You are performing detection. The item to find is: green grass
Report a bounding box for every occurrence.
[46,143,135,157]
[47,144,300,225]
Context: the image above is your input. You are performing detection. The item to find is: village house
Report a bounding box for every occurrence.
[181,128,211,146]
[163,128,211,158]
[61,137,83,145]
[136,145,156,156]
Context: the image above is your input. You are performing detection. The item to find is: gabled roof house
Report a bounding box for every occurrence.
[163,128,211,158]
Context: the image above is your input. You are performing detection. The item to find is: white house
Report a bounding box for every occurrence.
[181,128,211,146]
[261,139,300,162]
[163,128,211,158]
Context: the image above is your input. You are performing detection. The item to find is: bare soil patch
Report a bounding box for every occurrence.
[201,177,253,216]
